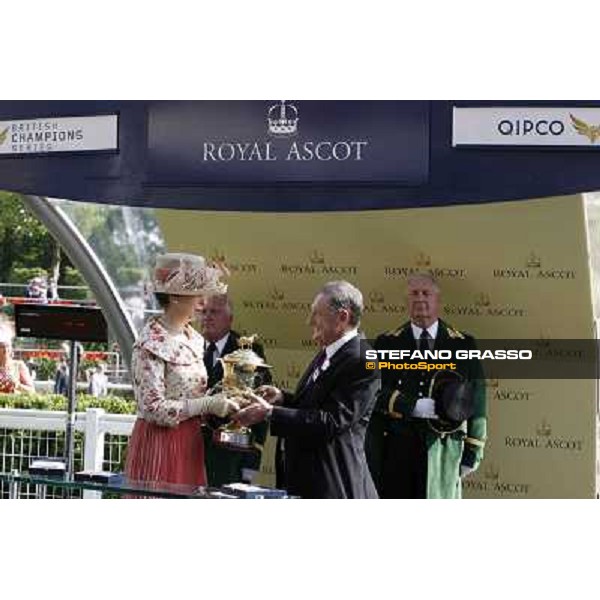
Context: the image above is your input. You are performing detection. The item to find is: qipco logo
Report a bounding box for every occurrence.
[497,118,565,137]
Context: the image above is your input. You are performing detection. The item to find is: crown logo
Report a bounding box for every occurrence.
[309,250,325,264]
[267,100,299,137]
[369,290,385,304]
[287,363,301,378]
[210,249,226,265]
[484,463,500,481]
[474,292,491,307]
[526,251,541,269]
[270,287,285,301]
[414,252,431,268]
[536,418,552,437]
[0,127,8,146]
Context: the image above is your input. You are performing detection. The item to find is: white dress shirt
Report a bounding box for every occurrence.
[313,328,359,381]
[410,320,439,344]
[205,332,231,368]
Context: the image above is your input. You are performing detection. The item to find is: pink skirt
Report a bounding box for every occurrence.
[125,417,206,487]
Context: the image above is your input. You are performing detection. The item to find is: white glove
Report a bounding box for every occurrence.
[186,393,240,418]
[412,397,437,419]
[460,465,476,478]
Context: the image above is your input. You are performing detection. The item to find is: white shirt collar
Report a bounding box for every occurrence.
[323,328,359,368]
[207,332,230,356]
[411,320,439,341]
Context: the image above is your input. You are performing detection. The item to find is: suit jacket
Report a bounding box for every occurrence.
[270,335,380,499]
[202,330,271,486]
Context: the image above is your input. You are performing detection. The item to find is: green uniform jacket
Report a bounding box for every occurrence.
[202,331,271,486]
[365,320,487,499]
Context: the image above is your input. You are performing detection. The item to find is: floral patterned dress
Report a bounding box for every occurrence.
[125,316,209,486]
[0,360,29,393]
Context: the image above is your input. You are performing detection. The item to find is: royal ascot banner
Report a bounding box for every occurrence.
[147,101,429,184]
[3,101,600,209]
[157,194,597,498]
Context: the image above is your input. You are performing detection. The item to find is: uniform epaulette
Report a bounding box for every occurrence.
[387,323,410,337]
[446,324,465,339]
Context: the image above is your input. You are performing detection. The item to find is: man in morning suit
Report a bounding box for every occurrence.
[233,281,380,499]
[365,273,487,499]
[199,293,271,486]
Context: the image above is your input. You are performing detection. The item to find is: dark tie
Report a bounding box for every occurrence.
[204,342,217,381]
[312,349,327,380]
[418,329,433,352]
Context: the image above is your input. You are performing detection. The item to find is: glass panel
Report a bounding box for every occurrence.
[48,198,165,332]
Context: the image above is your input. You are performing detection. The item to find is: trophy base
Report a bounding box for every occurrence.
[212,426,254,452]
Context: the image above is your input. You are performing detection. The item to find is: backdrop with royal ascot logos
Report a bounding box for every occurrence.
[157,194,597,498]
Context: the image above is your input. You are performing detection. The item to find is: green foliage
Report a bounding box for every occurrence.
[10,267,48,284]
[0,393,136,414]
[35,358,58,381]
[61,267,88,300]
[1,191,165,296]
[116,266,145,287]
[0,191,60,285]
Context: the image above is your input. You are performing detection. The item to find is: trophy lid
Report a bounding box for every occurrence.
[220,335,272,369]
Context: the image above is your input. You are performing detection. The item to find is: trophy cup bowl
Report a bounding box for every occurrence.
[210,335,271,451]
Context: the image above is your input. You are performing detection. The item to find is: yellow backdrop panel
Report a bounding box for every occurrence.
[157,194,596,498]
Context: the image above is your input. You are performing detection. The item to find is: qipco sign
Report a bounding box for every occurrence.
[453,106,600,147]
[496,118,565,137]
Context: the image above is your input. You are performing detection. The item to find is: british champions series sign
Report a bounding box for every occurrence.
[0,114,118,155]
[147,101,429,184]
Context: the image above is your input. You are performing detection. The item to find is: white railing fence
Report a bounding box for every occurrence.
[0,408,135,499]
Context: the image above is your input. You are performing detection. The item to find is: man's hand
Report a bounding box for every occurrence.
[460,464,476,478]
[232,396,272,427]
[412,397,438,419]
[255,385,284,405]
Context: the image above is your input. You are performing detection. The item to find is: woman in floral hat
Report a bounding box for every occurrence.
[125,253,240,487]
[0,318,35,394]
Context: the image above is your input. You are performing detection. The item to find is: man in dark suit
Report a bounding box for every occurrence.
[233,281,380,499]
[199,293,270,486]
[365,273,487,499]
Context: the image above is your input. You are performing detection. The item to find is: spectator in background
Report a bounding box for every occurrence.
[0,319,35,394]
[89,363,109,397]
[54,361,69,396]
[25,277,48,302]
[27,360,37,381]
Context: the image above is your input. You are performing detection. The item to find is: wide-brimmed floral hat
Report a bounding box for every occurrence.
[152,253,228,296]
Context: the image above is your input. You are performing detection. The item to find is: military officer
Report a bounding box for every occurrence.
[365,273,487,499]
